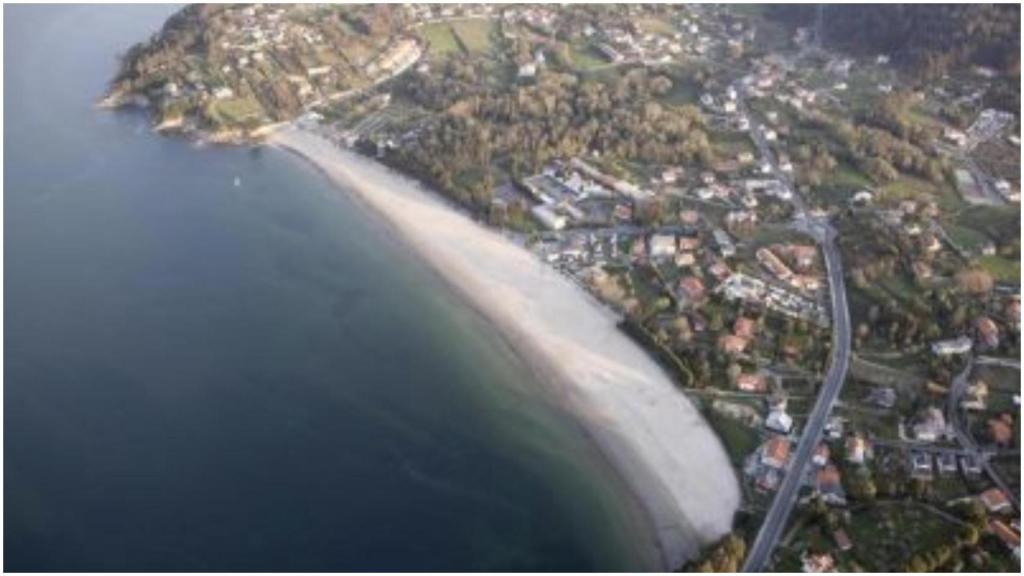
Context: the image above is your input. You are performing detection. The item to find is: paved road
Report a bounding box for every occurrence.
[947,355,1021,513]
[742,226,852,572]
[975,356,1021,370]
[731,72,855,571]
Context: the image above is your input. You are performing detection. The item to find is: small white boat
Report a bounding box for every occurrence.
[233,176,241,187]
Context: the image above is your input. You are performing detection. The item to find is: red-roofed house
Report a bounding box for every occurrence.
[980,488,1012,513]
[678,276,706,303]
[989,415,1014,446]
[989,519,1020,556]
[718,334,748,355]
[734,316,757,340]
[736,372,767,392]
[761,436,791,469]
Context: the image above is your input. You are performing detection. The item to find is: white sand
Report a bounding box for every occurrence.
[271,126,740,569]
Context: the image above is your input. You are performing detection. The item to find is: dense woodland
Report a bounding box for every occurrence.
[389,61,715,210]
[771,4,1021,110]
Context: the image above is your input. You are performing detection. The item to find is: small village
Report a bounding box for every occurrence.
[108,3,1020,572]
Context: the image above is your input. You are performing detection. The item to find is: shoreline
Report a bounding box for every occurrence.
[269,125,741,569]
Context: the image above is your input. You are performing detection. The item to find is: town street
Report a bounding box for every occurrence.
[948,355,1021,513]
[742,225,852,571]
[736,76,853,572]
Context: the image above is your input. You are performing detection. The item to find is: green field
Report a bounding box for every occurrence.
[206,97,265,126]
[954,205,1022,243]
[823,162,873,190]
[418,22,461,57]
[978,255,1020,282]
[843,503,962,571]
[449,18,495,54]
[878,175,962,212]
[569,43,609,71]
[945,224,990,251]
[703,407,762,466]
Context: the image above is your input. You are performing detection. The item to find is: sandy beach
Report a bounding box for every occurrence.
[270,126,741,569]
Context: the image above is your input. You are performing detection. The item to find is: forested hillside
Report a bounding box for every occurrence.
[772,4,1020,81]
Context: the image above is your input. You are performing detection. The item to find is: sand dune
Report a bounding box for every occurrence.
[271,126,740,569]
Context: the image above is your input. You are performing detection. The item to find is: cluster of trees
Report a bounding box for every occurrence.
[683,533,747,572]
[840,213,998,350]
[863,92,939,147]
[800,112,948,186]
[904,524,981,572]
[391,64,715,211]
[771,5,1020,80]
[772,5,1021,113]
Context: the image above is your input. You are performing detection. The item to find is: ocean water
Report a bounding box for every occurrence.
[3,5,656,571]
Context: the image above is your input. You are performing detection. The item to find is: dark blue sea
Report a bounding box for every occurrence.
[3,5,654,571]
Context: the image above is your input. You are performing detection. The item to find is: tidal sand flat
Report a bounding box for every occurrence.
[272,126,741,568]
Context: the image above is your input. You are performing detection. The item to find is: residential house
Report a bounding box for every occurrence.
[801,552,835,573]
[677,236,701,251]
[960,454,983,476]
[931,336,973,356]
[936,453,958,475]
[734,317,757,340]
[989,414,1014,446]
[962,379,988,411]
[786,244,818,271]
[678,209,700,225]
[766,409,793,434]
[812,443,830,467]
[912,407,947,442]
[708,261,732,282]
[761,436,791,469]
[649,234,677,258]
[865,387,896,409]
[975,316,1000,350]
[834,529,853,552]
[910,451,933,478]
[824,416,844,440]
[757,247,794,280]
[736,372,768,392]
[989,520,1021,559]
[674,252,696,267]
[980,488,1012,514]
[712,228,736,258]
[678,276,706,304]
[718,334,748,355]
[845,435,869,465]
[518,62,537,78]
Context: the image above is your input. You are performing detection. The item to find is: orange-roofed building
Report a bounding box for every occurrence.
[989,415,1014,446]
[678,275,706,303]
[734,316,757,340]
[989,519,1020,554]
[761,436,791,469]
[980,488,1012,513]
[718,334,748,355]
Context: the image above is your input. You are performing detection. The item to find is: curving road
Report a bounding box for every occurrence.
[733,78,853,572]
[742,224,852,572]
